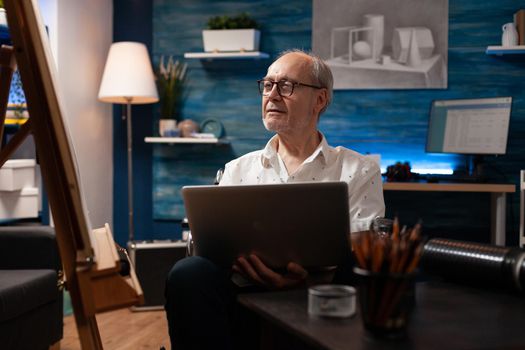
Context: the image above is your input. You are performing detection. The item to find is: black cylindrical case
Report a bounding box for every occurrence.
[421,238,525,293]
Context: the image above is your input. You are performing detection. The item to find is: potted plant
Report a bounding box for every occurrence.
[156,55,187,121]
[202,12,260,52]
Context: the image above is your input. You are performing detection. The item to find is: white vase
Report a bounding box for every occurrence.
[501,22,518,47]
[363,14,384,61]
[202,29,260,52]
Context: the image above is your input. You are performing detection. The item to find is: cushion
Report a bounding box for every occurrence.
[0,269,59,322]
[0,226,61,270]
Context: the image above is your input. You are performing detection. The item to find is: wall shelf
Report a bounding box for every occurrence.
[145,137,228,144]
[183,51,269,59]
[486,45,525,55]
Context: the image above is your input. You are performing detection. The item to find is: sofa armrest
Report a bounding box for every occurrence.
[0,226,61,271]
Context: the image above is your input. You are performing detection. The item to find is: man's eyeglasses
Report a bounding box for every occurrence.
[257,79,322,97]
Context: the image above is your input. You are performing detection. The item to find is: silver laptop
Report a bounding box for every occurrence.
[182,181,350,269]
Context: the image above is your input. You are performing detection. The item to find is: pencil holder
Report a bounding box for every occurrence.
[353,267,416,339]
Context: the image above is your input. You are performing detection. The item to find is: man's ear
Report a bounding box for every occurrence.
[314,89,328,115]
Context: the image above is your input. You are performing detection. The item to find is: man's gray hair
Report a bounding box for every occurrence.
[273,49,334,116]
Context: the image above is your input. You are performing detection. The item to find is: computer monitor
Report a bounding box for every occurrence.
[426,97,512,155]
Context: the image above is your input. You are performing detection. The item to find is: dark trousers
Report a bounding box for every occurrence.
[165,254,355,350]
[165,256,263,350]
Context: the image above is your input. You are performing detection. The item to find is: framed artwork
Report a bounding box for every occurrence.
[313,0,448,89]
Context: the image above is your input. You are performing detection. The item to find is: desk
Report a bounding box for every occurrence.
[238,282,525,350]
[383,183,516,245]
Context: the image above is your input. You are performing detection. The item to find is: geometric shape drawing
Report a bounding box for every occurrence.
[363,14,384,60]
[407,28,422,67]
[392,28,412,63]
[313,0,448,89]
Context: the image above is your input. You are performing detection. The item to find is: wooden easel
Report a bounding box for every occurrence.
[0,1,143,349]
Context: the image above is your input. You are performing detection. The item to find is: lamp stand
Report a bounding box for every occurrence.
[125,98,134,242]
[98,42,158,244]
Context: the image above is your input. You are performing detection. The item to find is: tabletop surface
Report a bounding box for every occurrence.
[238,281,525,350]
[382,182,515,193]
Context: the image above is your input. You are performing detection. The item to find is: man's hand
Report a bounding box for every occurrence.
[232,254,308,290]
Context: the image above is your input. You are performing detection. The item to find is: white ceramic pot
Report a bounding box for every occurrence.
[502,22,518,47]
[202,29,260,52]
[159,119,178,137]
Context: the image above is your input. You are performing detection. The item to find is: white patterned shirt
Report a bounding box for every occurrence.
[219,133,385,232]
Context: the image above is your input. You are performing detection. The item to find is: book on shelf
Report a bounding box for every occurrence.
[514,9,525,45]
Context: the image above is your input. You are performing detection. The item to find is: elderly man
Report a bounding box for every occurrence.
[165,49,385,349]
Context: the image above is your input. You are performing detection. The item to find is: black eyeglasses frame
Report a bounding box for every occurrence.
[257,79,323,97]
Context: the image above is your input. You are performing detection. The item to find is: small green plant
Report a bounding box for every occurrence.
[207,12,258,30]
[156,56,188,121]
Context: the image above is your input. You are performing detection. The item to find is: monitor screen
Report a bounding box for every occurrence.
[426,97,512,155]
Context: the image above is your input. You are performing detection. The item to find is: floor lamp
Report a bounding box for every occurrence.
[98,42,158,243]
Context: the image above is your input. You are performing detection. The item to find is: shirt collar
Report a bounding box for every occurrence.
[260,135,279,167]
[260,132,333,167]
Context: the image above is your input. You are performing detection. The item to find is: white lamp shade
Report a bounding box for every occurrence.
[98,42,159,104]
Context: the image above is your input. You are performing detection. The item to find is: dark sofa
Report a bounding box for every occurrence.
[0,226,63,350]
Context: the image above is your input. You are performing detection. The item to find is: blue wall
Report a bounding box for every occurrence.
[113,0,155,243]
[113,0,525,246]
